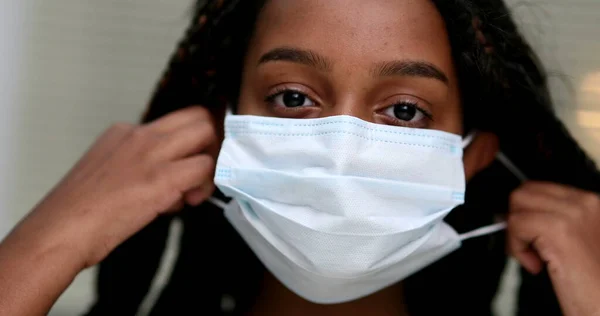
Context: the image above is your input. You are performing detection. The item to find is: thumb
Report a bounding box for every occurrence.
[507,212,558,275]
[509,237,543,274]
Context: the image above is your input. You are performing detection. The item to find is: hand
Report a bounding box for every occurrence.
[508,182,600,316]
[0,105,219,316]
[12,106,218,268]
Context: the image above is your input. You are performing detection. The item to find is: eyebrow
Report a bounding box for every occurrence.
[258,47,332,72]
[258,47,448,85]
[372,60,449,85]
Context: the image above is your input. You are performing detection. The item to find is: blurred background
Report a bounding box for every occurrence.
[0,0,598,315]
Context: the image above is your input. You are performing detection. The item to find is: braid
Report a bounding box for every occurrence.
[141,0,263,123]
[469,0,600,191]
[431,0,600,193]
[144,0,600,192]
[91,1,600,315]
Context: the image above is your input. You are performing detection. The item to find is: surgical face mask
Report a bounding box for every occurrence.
[209,114,506,304]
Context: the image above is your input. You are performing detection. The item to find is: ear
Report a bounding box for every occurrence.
[463,132,500,181]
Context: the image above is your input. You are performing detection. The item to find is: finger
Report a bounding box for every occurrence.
[507,212,545,274]
[165,199,185,213]
[512,244,543,275]
[510,186,573,216]
[146,106,211,134]
[184,182,215,206]
[507,211,566,274]
[520,181,578,200]
[160,154,215,195]
[155,121,218,161]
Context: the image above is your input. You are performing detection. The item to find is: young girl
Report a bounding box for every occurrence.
[2,1,600,315]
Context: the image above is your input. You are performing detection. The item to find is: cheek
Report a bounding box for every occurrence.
[447,105,464,135]
[431,101,463,136]
[236,82,263,115]
[237,68,273,116]
[236,99,253,115]
[440,88,464,135]
[429,71,463,135]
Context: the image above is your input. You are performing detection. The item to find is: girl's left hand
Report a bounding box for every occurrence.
[508,182,600,316]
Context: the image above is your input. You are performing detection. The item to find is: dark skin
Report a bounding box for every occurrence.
[239,0,497,315]
[0,0,600,315]
[238,0,498,177]
[239,0,462,133]
[239,0,600,315]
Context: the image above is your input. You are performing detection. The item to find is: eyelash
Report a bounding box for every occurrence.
[387,100,433,120]
[377,101,433,129]
[264,88,433,126]
[264,87,314,104]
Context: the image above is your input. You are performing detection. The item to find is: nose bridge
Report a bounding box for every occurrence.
[320,91,372,122]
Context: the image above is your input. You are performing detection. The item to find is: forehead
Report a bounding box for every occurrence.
[250,0,454,71]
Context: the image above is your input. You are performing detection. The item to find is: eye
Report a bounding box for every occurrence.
[381,101,432,125]
[266,90,315,108]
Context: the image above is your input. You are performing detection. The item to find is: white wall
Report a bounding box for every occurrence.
[0,1,191,314]
[0,0,598,315]
[507,1,600,159]
[492,2,600,315]
[0,0,26,239]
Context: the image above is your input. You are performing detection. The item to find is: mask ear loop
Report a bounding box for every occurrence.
[225,103,235,116]
[496,151,528,182]
[462,132,476,149]
[459,222,507,241]
[209,134,529,237]
[205,104,235,210]
[208,196,228,209]
[462,129,528,182]
[459,137,528,240]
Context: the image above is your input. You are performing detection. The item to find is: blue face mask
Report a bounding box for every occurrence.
[209,114,510,304]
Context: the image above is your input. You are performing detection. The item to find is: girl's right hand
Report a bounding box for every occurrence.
[9,106,219,269]
[508,182,600,316]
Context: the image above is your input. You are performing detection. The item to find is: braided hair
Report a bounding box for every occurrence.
[87,1,600,315]
[145,0,600,188]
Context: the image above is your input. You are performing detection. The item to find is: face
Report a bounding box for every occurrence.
[238,0,463,134]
